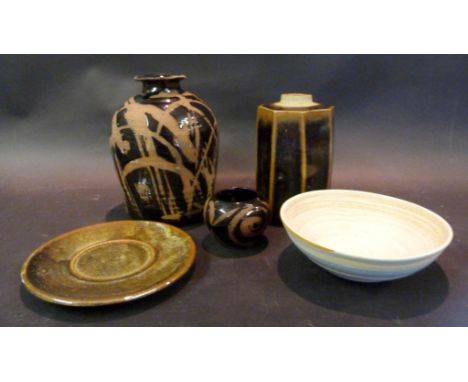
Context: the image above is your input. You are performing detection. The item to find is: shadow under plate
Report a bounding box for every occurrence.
[20,264,194,325]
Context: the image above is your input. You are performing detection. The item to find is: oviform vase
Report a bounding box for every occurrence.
[110,74,219,224]
[256,93,334,225]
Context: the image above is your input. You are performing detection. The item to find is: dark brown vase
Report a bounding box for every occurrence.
[110,74,219,225]
[256,93,334,225]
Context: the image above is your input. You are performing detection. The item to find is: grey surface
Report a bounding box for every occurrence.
[0,55,467,326]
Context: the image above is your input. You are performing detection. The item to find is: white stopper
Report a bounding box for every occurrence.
[274,93,318,108]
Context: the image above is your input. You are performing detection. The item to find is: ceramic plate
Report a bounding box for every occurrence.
[21,220,196,306]
[280,189,453,282]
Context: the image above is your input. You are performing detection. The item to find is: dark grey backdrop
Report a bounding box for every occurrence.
[1,55,467,326]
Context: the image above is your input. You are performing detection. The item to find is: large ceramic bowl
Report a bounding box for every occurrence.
[280,189,453,282]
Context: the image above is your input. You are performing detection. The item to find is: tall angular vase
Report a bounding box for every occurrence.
[256,93,334,225]
[110,74,219,225]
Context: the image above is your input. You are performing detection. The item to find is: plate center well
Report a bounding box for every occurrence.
[69,239,157,282]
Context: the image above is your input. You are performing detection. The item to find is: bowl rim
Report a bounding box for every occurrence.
[279,189,454,264]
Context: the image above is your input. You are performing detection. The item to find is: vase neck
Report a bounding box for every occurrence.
[134,74,186,96]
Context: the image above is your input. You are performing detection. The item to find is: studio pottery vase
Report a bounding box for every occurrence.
[256,93,334,225]
[110,74,219,224]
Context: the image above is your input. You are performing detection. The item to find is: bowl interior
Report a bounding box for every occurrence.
[281,190,452,261]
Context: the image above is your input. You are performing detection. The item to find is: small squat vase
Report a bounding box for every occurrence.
[110,74,219,225]
[204,188,270,247]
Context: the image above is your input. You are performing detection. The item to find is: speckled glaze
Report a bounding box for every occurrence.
[280,190,453,282]
[204,188,270,247]
[21,220,196,306]
[110,74,218,225]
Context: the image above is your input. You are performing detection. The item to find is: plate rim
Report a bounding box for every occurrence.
[20,220,196,307]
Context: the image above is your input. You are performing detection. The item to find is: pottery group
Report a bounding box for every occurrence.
[20,73,454,306]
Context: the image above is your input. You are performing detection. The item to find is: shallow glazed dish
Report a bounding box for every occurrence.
[21,220,196,306]
[280,189,453,282]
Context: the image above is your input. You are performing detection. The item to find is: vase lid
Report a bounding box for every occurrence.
[273,93,319,108]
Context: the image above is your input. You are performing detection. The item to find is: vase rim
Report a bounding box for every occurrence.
[134,74,186,81]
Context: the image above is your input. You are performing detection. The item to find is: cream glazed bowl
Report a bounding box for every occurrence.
[280,189,453,282]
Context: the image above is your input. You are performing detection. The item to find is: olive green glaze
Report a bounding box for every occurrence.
[21,220,196,306]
